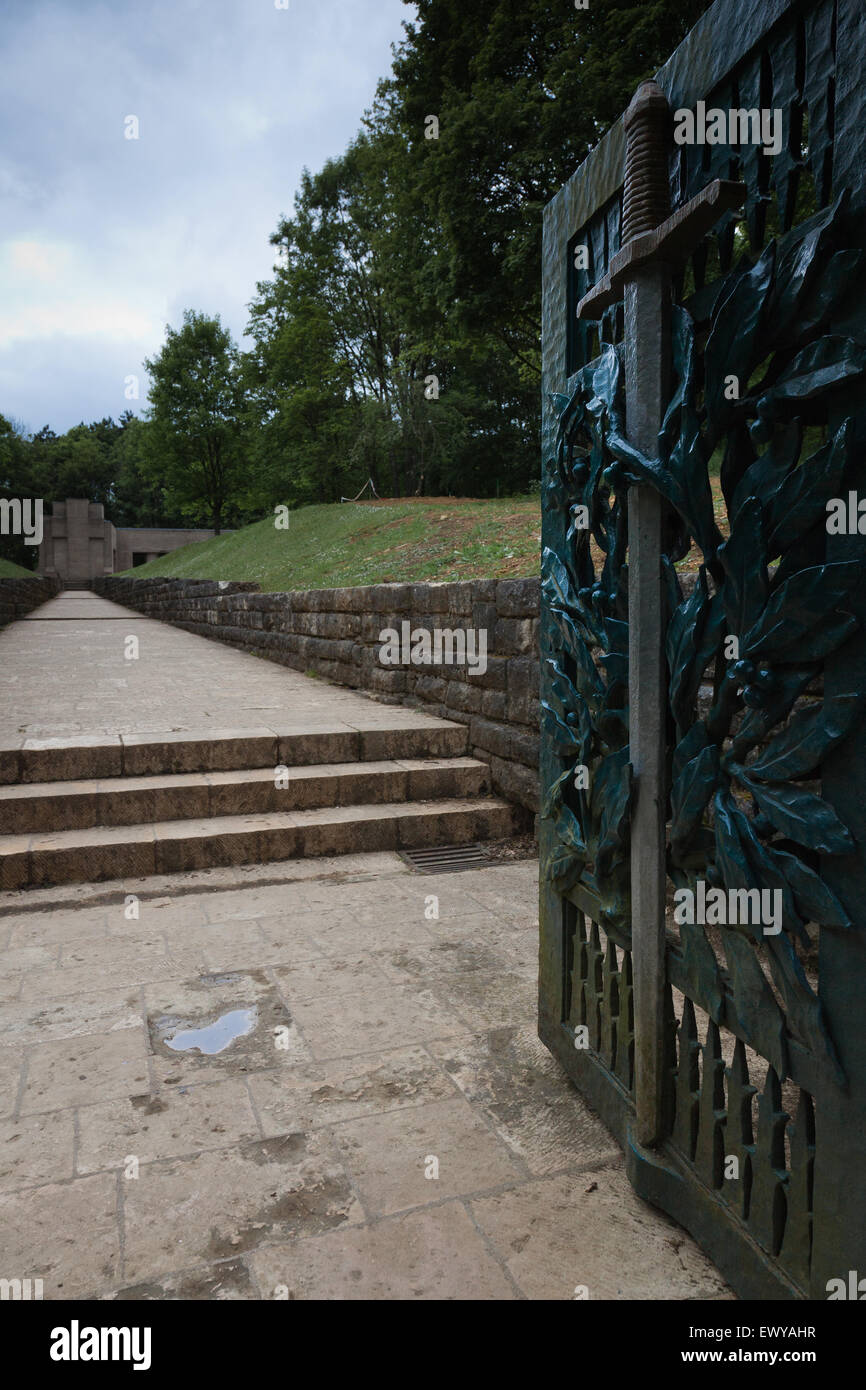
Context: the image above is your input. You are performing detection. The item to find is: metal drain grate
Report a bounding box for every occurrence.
[400,843,492,874]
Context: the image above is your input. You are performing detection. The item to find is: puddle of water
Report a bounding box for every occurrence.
[164,1007,258,1055]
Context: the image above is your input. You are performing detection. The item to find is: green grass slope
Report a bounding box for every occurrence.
[0,557,37,578]
[119,498,542,591]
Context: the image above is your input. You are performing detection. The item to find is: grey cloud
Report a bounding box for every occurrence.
[0,0,411,432]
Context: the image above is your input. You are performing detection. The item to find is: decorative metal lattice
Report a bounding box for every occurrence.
[540,0,866,1300]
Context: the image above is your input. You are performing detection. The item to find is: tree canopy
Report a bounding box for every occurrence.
[243,0,710,507]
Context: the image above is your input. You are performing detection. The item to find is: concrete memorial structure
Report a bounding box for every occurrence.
[37,498,218,586]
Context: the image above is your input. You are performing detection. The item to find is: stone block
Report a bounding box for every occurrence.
[467,717,512,762]
[363,667,408,695]
[487,755,540,812]
[29,825,157,887]
[0,740,21,784]
[508,656,540,700]
[473,578,497,602]
[493,618,537,656]
[0,845,30,891]
[413,675,448,705]
[121,730,277,776]
[411,582,450,614]
[292,611,361,640]
[330,662,362,688]
[496,578,540,618]
[21,736,123,784]
[471,602,498,635]
[370,584,412,612]
[361,614,404,644]
[480,689,508,720]
[445,682,483,715]
[474,655,509,691]
[447,582,476,616]
[277,729,361,766]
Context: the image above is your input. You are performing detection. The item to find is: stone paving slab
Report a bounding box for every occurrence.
[469,1166,724,1301]
[248,1203,519,1300]
[0,1172,120,1298]
[0,851,731,1300]
[0,592,469,742]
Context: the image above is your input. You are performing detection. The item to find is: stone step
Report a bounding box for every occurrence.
[0,797,515,889]
[0,720,470,785]
[0,758,490,834]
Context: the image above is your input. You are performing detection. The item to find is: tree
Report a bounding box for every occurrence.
[108,414,170,527]
[245,246,363,509]
[247,130,505,501]
[247,0,713,502]
[383,0,712,377]
[144,311,247,533]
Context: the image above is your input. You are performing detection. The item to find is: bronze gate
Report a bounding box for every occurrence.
[539,0,866,1299]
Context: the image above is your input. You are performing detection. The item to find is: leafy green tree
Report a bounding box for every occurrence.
[108,414,171,527]
[248,0,712,502]
[248,131,492,501]
[0,414,29,494]
[245,262,363,508]
[18,419,117,510]
[144,311,247,532]
[384,0,711,376]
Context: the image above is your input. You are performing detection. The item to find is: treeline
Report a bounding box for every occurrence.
[2,0,709,567]
[0,411,171,569]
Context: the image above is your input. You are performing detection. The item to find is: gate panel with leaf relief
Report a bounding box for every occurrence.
[539,0,866,1299]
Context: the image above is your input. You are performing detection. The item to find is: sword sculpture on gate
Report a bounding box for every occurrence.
[577,81,745,1147]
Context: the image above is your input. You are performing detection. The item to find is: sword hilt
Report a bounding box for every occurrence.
[622,81,671,244]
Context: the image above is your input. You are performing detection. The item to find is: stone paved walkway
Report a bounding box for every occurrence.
[0,591,450,741]
[0,853,730,1300]
[0,594,730,1299]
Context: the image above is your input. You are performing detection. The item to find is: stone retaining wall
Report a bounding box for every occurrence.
[94,576,541,813]
[0,576,62,628]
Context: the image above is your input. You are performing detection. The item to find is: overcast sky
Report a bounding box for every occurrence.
[0,0,413,434]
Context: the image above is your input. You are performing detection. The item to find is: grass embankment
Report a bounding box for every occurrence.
[119,498,542,590]
[120,481,730,591]
[0,557,36,578]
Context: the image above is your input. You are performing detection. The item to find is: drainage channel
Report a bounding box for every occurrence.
[399,843,493,874]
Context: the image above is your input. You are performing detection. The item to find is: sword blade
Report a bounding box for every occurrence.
[625,265,671,1147]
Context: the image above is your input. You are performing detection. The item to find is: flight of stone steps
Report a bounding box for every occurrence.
[0,721,514,891]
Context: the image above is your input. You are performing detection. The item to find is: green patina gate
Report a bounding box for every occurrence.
[539,0,866,1299]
